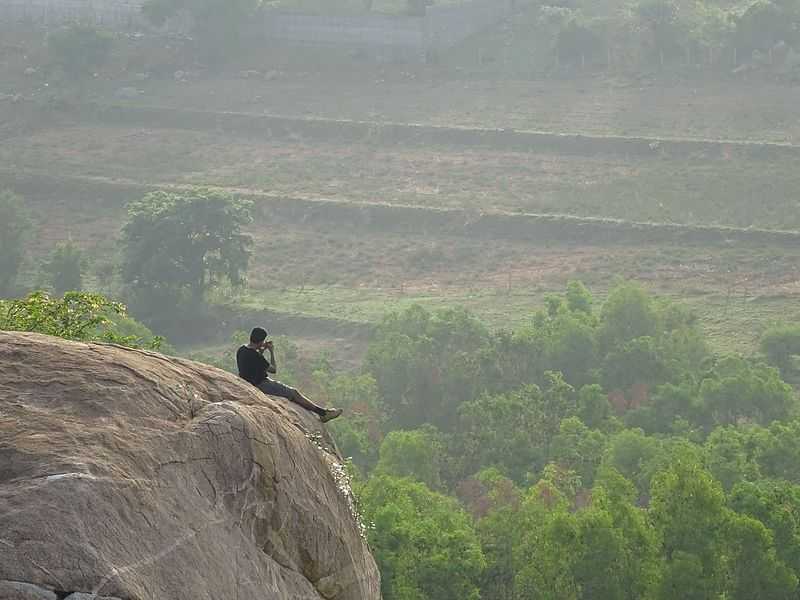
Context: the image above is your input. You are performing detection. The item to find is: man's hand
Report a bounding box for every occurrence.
[264,340,274,352]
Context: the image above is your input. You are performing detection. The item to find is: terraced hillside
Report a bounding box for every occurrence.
[4,56,800,358]
[3,104,799,358]
[83,75,800,143]
[4,119,800,230]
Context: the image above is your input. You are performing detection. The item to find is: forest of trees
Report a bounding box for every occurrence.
[298,281,800,600]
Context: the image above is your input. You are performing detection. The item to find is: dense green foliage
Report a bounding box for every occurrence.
[0,291,164,349]
[121,189,253,314]
[498,0,800,72]
[761,324,800,380]
[301,281,800,599]
[0,190,32,297]
[359,474,485,600]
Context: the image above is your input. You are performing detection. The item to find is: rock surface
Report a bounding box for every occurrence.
[0,332,380,600]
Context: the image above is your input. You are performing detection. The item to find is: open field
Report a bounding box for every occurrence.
[3,124,800,230]
[4,166,798,355]
[75,75,800,144]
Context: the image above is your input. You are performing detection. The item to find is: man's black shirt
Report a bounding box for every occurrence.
[237,345,270,386]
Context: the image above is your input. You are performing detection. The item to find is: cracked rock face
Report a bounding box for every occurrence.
[0,332,381,600]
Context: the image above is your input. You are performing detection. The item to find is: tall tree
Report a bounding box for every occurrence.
[360,475,485,600]
[650,461,727,600]
[121,189,252,307]
[42,241,85,296]
[0,190,32,296]
[723,512,797,600]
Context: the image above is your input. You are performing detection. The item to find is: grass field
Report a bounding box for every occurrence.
[4,125,800,230]
[80,75,800,144]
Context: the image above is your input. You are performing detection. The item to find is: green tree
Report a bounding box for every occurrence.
[0,291,162,349]
[511,476,580,600]
[550,416,608,487]
[577,383,614,429]
[42,241,85,296]
[602,336,666,391]
[603,428,662,496]
[699,355,796,427]
[732,0,800,55]
[121,189,253,308]
[457,374,576,483]
[723,512,798,600]
[599,282,660,352]
[360,475,485,600]
[143,0,263,61]
[761,324,800,379]
[752,420,800,482]
[0,190,32,296]
[729,479,800,576]
[636,0,689,60]
[704,425,761,490]
[320,373,385,472]
[656,551,710,600]
[466,469,524,600]
[625,381,701,435]
[366,305,492,431]
[573,487,659,600]
[375,427,444,489]
[48,25,113,78]
[566,280,593,314]
[546,313,598,387]
[650,461,727,600]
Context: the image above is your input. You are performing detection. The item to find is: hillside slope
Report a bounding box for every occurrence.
[0,332,380,600]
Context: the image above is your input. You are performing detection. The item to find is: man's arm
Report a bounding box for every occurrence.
[266,342,277,374]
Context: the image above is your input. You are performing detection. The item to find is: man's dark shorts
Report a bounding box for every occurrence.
[257,378,297,399]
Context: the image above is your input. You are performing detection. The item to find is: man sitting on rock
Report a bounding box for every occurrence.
[237,327,342,423]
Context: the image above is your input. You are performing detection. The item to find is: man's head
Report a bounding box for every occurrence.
[250,327,268,345]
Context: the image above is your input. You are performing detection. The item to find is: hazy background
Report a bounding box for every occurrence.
[2,0,800,598]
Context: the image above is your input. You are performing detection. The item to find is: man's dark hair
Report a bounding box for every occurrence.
[250,327,268,344]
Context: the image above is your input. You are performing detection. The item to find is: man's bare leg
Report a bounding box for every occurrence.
[288,388,326,414]
[257,379,342,422]
[289,389,343,422]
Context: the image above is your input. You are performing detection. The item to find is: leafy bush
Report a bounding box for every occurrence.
[0,291,163,349]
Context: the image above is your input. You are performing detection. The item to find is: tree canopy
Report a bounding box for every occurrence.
[121,189,253,309]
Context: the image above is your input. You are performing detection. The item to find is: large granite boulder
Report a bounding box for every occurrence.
[0,332,380,600]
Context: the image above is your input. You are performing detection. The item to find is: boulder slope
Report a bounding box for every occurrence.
[0,332,381,600]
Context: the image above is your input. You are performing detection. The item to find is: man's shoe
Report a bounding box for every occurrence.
[321,408,343,423]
